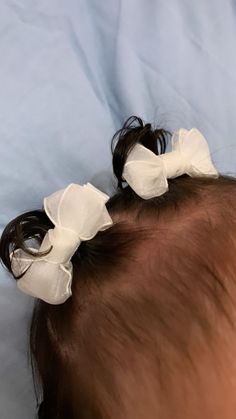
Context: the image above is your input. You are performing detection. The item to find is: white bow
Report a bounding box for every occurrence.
[122,128,219,199]
[10,183,113,304]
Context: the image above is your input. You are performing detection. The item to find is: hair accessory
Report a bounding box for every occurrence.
[10,183,113,305]
[122,128,219,199]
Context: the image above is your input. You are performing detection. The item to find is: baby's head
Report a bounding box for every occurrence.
[1,117,236,419]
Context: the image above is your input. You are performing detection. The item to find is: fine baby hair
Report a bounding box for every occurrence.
[1,116,236,419]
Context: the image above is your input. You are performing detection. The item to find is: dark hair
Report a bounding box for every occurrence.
[111,116,170,189]
[1,116,236,418]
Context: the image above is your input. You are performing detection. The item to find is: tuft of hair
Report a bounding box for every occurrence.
[1,116,236,418]
[111,115,171,189]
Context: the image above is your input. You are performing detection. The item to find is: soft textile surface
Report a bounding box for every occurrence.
[0,1,236,417]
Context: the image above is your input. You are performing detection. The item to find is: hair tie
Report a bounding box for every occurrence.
[10,183,113,305]
[122,128,219,199]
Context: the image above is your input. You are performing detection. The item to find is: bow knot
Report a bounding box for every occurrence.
[41,227,81,264]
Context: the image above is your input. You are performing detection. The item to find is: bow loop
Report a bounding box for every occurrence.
[123,145,168,199]
[172,128,219,178]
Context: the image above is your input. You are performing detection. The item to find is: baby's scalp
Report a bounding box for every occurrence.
[1,116,236,418]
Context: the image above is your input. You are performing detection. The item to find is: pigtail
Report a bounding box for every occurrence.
[111,115,171,189]
[0,210,54,279]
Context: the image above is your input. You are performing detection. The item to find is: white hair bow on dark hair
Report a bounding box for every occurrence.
[123,128,219,199]
[9,128,219,305]
[10,183,113,305]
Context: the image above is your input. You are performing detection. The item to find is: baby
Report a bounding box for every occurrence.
[1,116,236,419]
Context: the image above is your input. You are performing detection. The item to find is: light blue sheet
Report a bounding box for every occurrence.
[1,1,236,417]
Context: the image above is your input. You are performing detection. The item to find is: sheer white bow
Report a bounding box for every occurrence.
[10,183,113,304]
[123,128,219,199]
